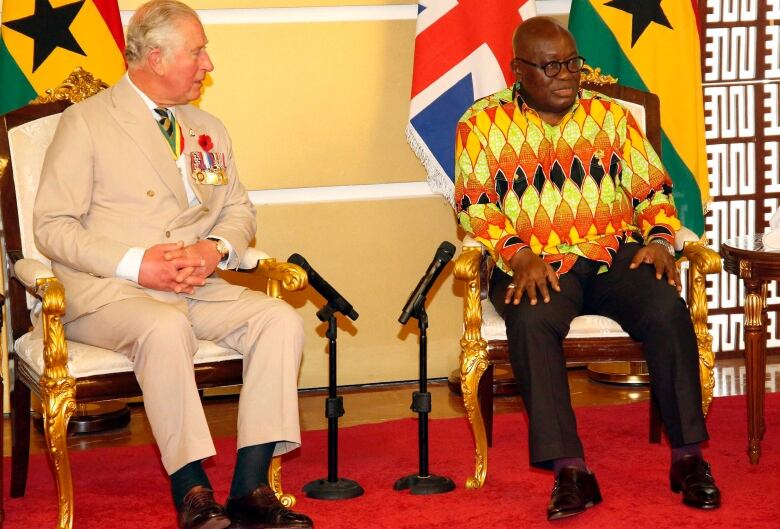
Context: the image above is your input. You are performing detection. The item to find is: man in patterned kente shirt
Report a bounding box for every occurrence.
[454,17,721,520]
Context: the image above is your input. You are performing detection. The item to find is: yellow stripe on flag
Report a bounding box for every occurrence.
[589,0,708,204]
[2,0,125,93]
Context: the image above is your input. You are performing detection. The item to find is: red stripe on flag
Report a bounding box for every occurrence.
[411,0,528,99]
[691,0,701,39]
[93,0,125,53]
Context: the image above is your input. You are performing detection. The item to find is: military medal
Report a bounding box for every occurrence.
[190,150,227,185]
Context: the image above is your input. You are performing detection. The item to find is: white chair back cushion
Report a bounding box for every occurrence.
[481,300,629,341]
[15,331,243,378]
[8,113,62,269]
[616,98,647,133]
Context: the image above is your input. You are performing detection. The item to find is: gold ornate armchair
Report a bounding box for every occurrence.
[0,70,307,529]
[453,76,722,490]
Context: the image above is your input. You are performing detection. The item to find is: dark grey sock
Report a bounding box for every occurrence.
[552,457,588,476]
[229,442,277,499]
[671,442,702,463]
[170,460,212,510]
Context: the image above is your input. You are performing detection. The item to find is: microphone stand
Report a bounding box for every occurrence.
[302,302,364,500]
[394,304,455,494]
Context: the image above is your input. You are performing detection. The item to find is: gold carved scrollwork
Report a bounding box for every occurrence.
[268,456,296,508]
[580,64,618,86]
[454,247,489,489]
[258,259,308,299]
[681,242,722,416]
[32,67,108,105]
[739,259,752,279]
[37,277,76,529]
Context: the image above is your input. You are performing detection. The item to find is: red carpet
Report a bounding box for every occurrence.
[4,393,780,529]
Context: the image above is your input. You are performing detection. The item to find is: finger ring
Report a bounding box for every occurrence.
[507,283,516,289]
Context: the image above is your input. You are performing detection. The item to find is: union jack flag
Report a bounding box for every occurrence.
[407,0,536,204]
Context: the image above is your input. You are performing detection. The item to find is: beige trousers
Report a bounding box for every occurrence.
[65,290,304,474]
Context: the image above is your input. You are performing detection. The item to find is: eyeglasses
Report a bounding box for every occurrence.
[516,56,586,78]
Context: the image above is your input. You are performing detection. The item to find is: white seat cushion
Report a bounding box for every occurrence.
[15,332,243,379]
[480,300,630,341]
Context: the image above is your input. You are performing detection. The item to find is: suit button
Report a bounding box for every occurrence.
[165,231,171,238]
[146,190,155,197]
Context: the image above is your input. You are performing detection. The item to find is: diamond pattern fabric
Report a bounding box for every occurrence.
[455,87,679,276]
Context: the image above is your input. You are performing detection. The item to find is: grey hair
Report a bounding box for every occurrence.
[125,0,201,67]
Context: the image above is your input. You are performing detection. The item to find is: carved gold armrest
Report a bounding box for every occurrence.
[680,241,722,415]
[454,247,485,343]
[257,259,308,299]
[36,277,71,380]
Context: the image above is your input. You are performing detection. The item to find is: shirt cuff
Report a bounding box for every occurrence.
[115,247,145,283]
[498,236,530,270]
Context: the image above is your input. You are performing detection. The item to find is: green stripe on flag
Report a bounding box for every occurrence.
[661,133,704,235]
[0,38,37,116]
[568,2,648,92]
[569,0,705,235]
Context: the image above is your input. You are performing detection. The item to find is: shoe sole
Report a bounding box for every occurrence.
[547,494,603,521]
[671,482,721,509]
[193,516,231,529]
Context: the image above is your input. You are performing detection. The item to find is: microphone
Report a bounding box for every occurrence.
[288,253,359,321]
[398,241,456,324]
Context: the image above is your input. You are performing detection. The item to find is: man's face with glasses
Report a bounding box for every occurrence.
[511,28,581,124]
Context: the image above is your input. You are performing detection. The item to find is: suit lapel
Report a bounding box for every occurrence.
[106,77,189,208]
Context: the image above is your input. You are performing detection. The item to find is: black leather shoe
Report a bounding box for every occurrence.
[547,467,602,521]
[178,487,231,529]
[670,454,721,509]
[225,485,313,528]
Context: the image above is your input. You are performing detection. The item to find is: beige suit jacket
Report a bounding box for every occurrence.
[33,76,256,323]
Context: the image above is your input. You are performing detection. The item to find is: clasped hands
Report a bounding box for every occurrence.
[138,240,221,294]
[504,244,681,306]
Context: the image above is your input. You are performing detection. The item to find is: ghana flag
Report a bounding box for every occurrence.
[0,0,125,115]
[569,0,708,236]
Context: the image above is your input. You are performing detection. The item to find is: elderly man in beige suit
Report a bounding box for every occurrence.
[32,2,313,528]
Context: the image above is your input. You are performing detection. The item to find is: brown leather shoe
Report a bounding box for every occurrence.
[670,455,721,509]
[178,487,231,529]
[225,485,313,528]
[547,467,602,521]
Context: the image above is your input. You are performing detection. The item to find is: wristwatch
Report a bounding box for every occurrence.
[207,237,229,261]
[649,238,675,257]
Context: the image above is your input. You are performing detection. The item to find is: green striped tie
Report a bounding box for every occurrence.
[154,107,176,152]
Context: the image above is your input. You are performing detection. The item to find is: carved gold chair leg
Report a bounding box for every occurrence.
[261,260,307,508]
[454,247,489,489]
[41,382,76,529]
[268,455,296,508]
[682,241,722,415]
[460,340,489,489]
[39,278,77,529]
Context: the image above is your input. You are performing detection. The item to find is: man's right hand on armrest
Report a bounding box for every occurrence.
[138,241,206,294]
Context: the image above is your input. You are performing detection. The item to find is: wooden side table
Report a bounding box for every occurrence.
[721,235,780,464]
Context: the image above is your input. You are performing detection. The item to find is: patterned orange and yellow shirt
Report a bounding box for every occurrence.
[454,87,680,276]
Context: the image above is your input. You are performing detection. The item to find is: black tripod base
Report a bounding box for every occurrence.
[302,477,364,500]
[393,474,456,495]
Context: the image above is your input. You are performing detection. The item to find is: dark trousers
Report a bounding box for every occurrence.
[490,243,709,468]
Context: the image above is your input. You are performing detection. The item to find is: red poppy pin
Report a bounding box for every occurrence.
[198,134,213,152]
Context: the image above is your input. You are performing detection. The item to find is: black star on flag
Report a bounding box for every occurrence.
[2,0,87,73]
[605,0,673,47]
